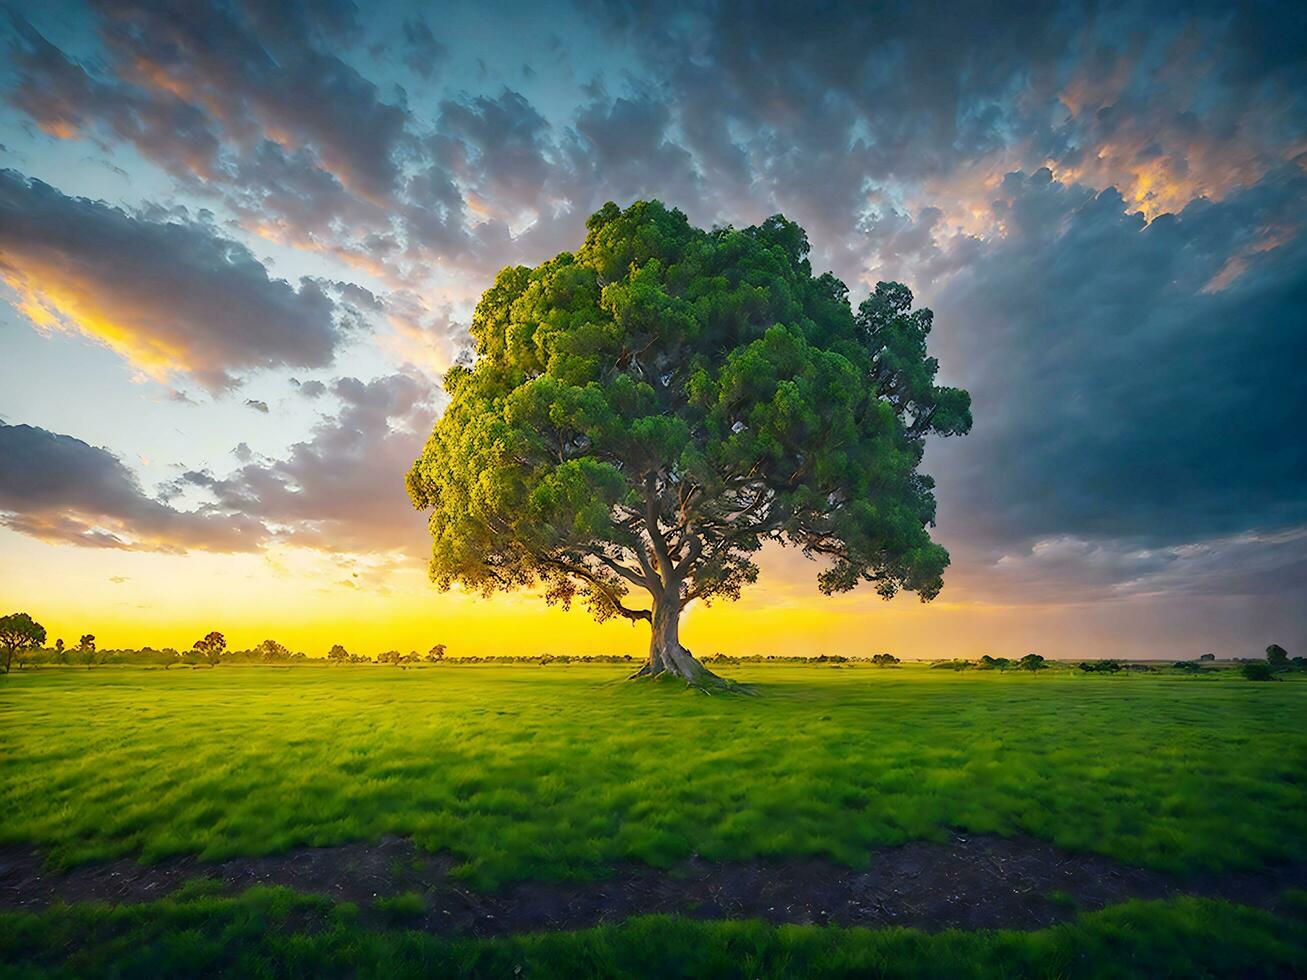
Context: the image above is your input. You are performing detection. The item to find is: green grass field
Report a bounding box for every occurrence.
[3,664,1306,976]
[5,665,1306,883]
[4,888,1306,979]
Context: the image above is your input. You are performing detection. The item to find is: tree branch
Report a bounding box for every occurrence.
[542,557,652,622]
[673,533,703,578]
[582,547,654,589]
[643,474,674,584]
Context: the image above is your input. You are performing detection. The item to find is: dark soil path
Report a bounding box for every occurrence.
[2,834,1304,936]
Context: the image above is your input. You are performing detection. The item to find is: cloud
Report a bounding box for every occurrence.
[434,89,555,222]
[244,399,270,413]
[579,0,1307,286]
[218,140,390,250]
[182,372,441,556]
[401,18,448,80]
[4,7,414,287]
[0,169,344,390]
[928,167,1307,548]
[91,0,409,202]
[4,13,223,179]
[8,0,1305,303]
[0,422,266,552]
[1,371,440,561]
[917,166,1307,604]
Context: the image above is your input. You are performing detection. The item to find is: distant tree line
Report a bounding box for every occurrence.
[930,654,1048,671]
[2,625,451,669]
[3,609,1302,678]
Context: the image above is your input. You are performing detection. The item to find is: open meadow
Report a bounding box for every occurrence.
[3,663,1305,977]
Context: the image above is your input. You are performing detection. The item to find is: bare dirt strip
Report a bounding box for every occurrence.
[2,833,1304,936]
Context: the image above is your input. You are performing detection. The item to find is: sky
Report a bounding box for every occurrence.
[1,0,1304,660]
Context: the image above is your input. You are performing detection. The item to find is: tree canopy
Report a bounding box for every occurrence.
[0,612,46,673]
[192,631,226,666]
[408,201,970,686]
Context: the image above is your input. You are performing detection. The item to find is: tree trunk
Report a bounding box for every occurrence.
[630,590,728,690]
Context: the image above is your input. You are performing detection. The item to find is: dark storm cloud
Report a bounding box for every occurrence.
[951,528,1307,606]
[0,422,266,552]
[0,169,343,390]
[924,166,1307,587]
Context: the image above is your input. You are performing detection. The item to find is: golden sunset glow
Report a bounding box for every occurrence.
[2,266,191,383]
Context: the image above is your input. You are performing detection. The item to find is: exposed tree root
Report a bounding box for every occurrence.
[629,644,754,694]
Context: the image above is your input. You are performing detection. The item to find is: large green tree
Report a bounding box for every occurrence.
[408,202,971,688]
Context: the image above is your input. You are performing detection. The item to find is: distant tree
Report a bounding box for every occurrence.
[871,653,900,666]
[1078,659,1122,673]
[192,631,226,667]
[1242,661,1276,682]
[77,633,98,668]
[1199,653,1215,662]
[327,644,350,663]
[1266,644,1289,670]
[425,643,447,663]
[978,654,1012,670]
[53,638,66,664]
[1019,653,1047,672]
[378,650,404,665]
[1,612,46,673]
[1172,660,1203,672]
[255,639,290,662]
[406,202,972,689]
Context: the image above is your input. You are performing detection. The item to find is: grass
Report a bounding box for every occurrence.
[372,891,428,923]
[1,886,1304,978]
[3,664,1305,889]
